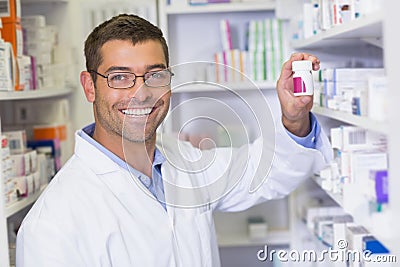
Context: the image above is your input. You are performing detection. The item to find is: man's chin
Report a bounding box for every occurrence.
[122,131,156,144]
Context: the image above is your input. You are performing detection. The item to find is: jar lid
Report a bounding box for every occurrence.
[292,60,312,71]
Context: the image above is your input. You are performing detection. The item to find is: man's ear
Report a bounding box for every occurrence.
[80,71,96,103]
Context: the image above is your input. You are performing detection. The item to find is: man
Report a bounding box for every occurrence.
[16,14,332,266]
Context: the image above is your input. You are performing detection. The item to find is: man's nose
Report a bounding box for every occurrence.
[128,76,152,102]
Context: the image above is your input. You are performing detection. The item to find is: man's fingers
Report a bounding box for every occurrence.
[300,96,312,105]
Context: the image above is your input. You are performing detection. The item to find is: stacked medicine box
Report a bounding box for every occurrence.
[0,0,23,91]
[314,68,387,120]
[305,205,391,267]
[1,134,18,205]
[0,33,15,91]
[21,15,58,89]
[1,129,54,206]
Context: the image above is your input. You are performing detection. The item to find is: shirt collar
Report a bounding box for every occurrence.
[79,123,166,174]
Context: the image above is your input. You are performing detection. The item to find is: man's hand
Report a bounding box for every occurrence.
[277,52,320,137]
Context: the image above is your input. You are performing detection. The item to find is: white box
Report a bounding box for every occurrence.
[333,68,385,82]
[9,153,27,176]
[3,130,27,155]
[14,175,27,198]
[25,40,53,55]
[332,214,353,250]
[26,174,34,195]
[336,126,387,152]
[248,222,268,240]
[21,15,46,28]
[368,76,388,122]
[346,224,370,267]
[32,170,41,192]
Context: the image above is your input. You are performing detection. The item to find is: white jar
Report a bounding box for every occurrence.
[292,60,314,96]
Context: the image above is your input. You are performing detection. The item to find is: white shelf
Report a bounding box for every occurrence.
[5,184,47,218]
[0,87,72,101]
[171,80,276,93]
[311,176,343,207]
[291,11,383,49]
[217,229,290,248]
[165,1,275,15]
[312,106,388,134]
[22,0,68,3]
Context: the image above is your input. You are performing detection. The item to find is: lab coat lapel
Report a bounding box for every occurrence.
[74,131,167,217]
[74,131,120,174]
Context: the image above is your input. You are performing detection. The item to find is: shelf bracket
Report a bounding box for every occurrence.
[361,37,383,48]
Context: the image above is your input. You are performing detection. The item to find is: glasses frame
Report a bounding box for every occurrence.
[89,69,174,89]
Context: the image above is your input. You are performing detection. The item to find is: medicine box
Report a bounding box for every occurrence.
[28,138,61,173]
[3,130,26,155]
[1,21,23,57]
[14,175,27,198]
[247,216,268,240]
[323,68,385,82]
[368,76,388,122]
[0,39,15,91]
[9,153,29,176]
[33,124,67,141]
[21,15,46,29]
[0,0,21,23]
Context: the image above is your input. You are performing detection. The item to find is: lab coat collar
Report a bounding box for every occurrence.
[74,129,122,174]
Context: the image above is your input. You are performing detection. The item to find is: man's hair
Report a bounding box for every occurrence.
[84,14,169,82]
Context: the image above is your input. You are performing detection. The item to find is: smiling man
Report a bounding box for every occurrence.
[82,38,172,177]
[16,14,333,267]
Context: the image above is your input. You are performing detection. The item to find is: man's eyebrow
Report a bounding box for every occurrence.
[104,66,131,73]
[104,64,167,73]
[145,63,167,71]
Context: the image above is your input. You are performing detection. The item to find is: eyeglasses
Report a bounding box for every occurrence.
[89,69,174,89]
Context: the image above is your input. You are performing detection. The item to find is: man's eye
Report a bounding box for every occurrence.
[150,71,166,79]
[110,74,129,81]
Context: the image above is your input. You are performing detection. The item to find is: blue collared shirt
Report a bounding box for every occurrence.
[79,114,320,210]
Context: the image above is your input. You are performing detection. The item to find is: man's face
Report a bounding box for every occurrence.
[93,39,171,143]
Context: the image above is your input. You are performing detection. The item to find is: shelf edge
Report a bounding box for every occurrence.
[312,106,388,134]
[165,2,275,15]
[0,87,73,101]
[5,184,48,218]
[291,11,383,49]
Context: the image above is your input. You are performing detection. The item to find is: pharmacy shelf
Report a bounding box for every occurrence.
[217,229,290,248]
[171,80,276,93]
[0,87,72,101]
[165,1,275,15]
[4,184,48,218]
[312,106,389,134]
[22,0,68,3]
[311,175,343,207]
[291,11,383,49]
[310,175,393,253]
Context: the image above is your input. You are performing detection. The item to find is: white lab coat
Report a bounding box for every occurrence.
[16,119,332,267]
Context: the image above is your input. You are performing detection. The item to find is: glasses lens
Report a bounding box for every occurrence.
[108,73,135,89]
[145,70,172,87]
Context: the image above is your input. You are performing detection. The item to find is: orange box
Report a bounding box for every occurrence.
[0,0,21,23]
[33,124,67,141]
[1,21,23,57]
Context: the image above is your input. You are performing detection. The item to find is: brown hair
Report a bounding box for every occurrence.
[84,14,169,82]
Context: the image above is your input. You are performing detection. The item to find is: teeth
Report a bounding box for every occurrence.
[122,108,152,116]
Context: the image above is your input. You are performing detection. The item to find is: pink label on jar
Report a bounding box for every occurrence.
[293,77,306,94]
